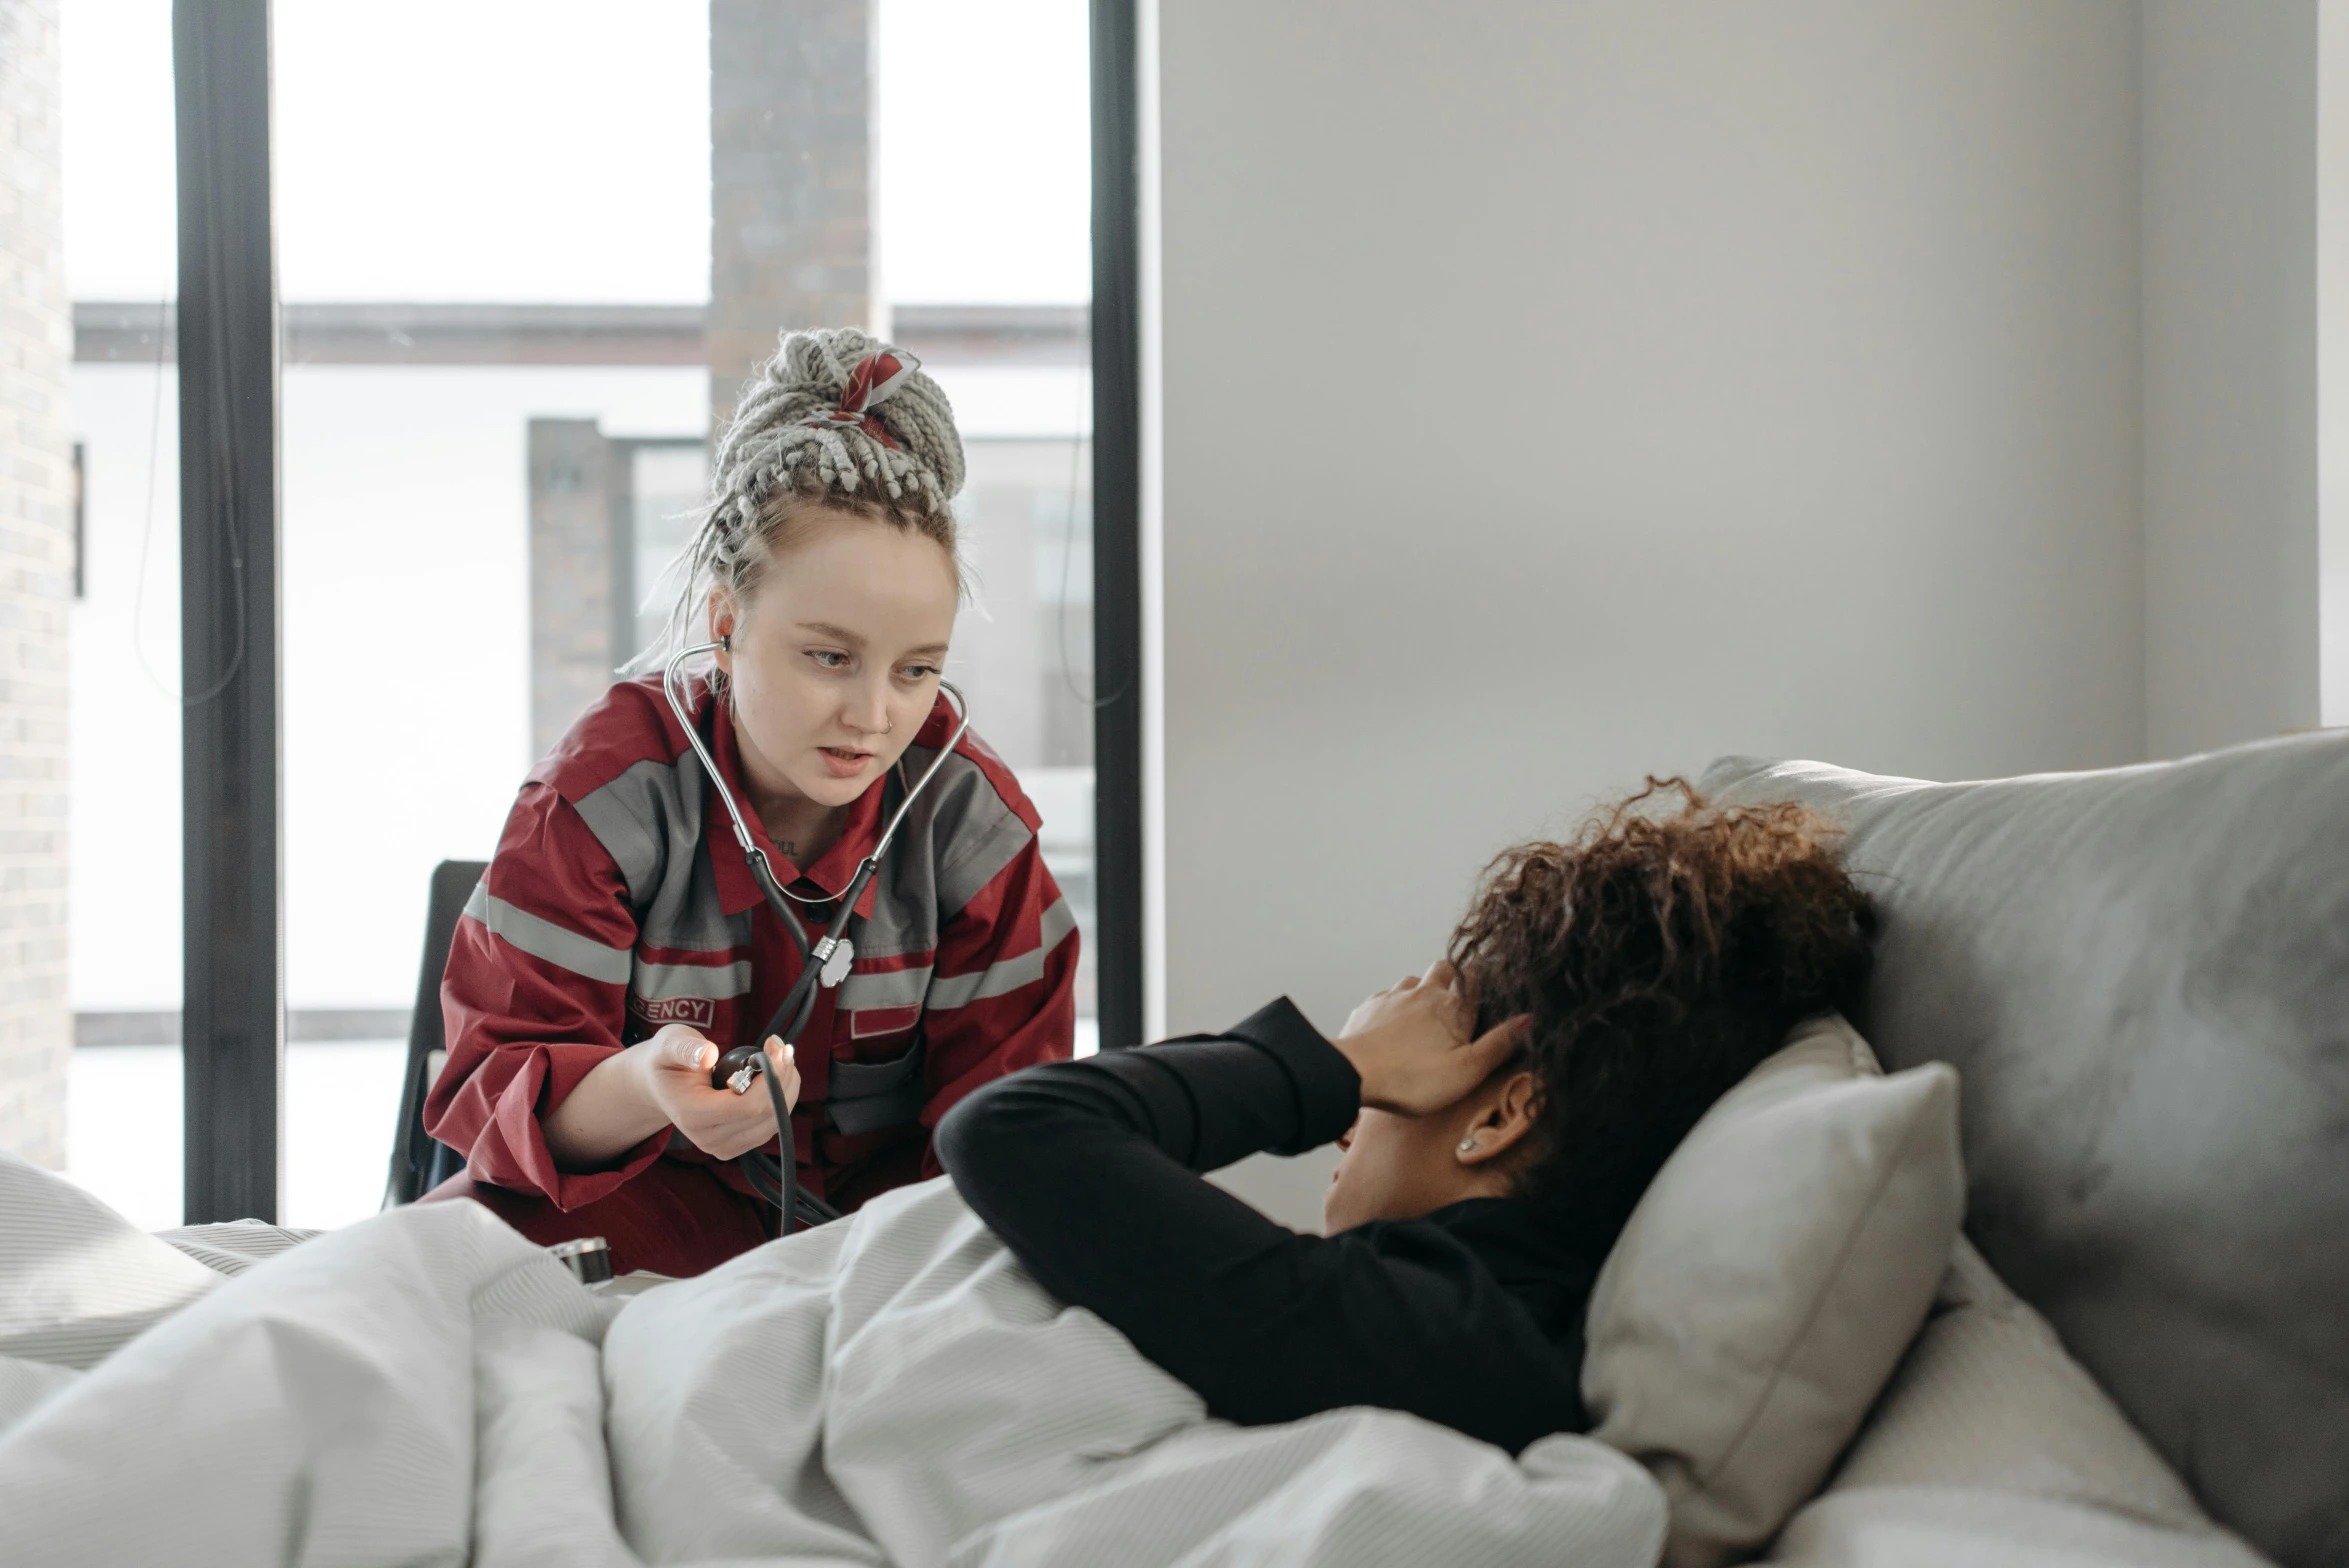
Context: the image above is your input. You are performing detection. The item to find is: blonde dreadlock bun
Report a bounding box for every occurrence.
[713,327,966,529]
[628,327,968,676]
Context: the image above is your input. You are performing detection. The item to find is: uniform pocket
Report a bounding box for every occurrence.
[826,1037,926,1137]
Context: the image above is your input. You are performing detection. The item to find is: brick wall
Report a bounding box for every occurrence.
[708,0,874,428]
[0,0,72,1167]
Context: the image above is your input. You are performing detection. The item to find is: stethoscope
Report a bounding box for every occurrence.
[661,639,973,1234]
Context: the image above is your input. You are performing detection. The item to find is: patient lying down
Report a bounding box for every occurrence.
[937,778,1876,1456]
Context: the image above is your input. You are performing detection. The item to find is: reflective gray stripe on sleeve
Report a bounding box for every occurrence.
[570,763,667,908]
[894,743,1036,920]
[837,966,933,1012]
[571,755,705,916]
[923,897,1079,1011]
[631,959,755,1002]
[934,795,1034,918]
[464,881,633,987]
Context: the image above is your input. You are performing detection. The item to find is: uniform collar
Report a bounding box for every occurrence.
[703,691,888,921]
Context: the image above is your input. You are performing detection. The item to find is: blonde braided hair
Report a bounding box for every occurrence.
[629,327,967,676]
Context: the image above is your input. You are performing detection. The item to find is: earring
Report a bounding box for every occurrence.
[1458,1138,1476,1153]
[719,633,731,652]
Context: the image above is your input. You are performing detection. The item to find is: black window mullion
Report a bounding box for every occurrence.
[175,0,284,1223]
[1090,0,1144,1051]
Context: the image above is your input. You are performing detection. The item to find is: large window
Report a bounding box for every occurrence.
[58,0,1103,1227]
[58,0,182,1226]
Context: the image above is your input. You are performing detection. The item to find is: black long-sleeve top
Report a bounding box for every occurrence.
[933,998,1596,1454]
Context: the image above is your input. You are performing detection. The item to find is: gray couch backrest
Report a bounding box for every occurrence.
[1703,733,2348,1568]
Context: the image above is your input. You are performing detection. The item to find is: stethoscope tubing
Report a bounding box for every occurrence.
[659,641,973,1234]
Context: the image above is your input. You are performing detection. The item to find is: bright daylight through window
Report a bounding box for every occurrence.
[53,0,1096,1228]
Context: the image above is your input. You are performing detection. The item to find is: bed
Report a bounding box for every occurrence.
[2,727,2338,1567]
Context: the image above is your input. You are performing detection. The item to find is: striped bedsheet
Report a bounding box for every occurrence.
[0,1153,1663,1567]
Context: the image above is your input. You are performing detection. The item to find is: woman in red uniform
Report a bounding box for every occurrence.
[424,328,1078,1276]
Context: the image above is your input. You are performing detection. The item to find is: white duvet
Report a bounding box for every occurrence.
[0,1154,1663,1567]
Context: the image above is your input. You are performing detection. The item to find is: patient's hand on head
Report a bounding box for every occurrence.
[1335,961,1523,1114]
[1324,961,1538,1234]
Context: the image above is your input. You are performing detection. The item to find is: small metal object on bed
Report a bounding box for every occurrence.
[548,1236,614,1285]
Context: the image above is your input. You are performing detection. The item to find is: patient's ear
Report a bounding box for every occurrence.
[1454,1068,1540,1168]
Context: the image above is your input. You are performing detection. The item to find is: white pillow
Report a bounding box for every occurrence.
[1772,1490,2272,1568]
[1766,1238,2272,1567]
[155,1220,320,1277]
[1582,1013,1963,1568]
[0,1153,224,1370]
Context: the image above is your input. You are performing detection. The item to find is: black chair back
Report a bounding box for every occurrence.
[383,859,489,1206]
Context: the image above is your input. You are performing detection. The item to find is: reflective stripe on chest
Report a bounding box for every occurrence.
[850,1004,921,1039]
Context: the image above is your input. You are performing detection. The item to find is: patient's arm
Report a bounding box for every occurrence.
[934,1001,1588,1454]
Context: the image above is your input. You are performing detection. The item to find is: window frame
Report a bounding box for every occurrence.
[1090,0,1145,1051]
[175,0,286,1223]
[172,0,1151,1215]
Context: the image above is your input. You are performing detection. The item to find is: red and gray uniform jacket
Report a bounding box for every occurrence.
[425,672,1078,1213]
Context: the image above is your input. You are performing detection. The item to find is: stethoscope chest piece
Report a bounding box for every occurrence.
[715,935,854,1094]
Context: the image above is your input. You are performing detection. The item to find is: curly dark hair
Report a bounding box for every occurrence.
[1448,778,1876,1256]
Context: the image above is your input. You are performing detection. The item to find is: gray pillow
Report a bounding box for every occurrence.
[1583,1014,1963,1568]
[1702,733,2349,1568]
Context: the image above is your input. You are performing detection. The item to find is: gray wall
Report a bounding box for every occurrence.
[2142,1,2324,758]
[2323,2,2349,729]
[1156,2,2151,1224]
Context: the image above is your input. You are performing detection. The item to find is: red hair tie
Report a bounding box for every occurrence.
[799,349,918,452]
